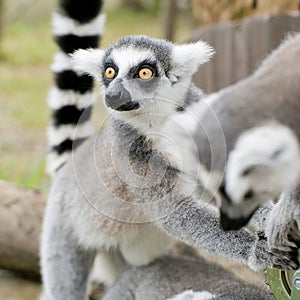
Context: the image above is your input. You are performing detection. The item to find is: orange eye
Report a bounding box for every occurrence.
[105,67,116,79]
[138,68,153,80]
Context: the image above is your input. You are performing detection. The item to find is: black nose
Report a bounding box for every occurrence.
[105,82,139,111]
[220,211,252,231]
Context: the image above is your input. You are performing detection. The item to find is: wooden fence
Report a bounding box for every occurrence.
[191,12,300,93]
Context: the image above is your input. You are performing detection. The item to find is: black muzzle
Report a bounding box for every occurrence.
[105,80,139,111]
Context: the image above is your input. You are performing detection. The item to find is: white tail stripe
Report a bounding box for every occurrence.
[48,123,94,146]
[52,12,106,37]
[46,152,70,176]
[47,87,96,110]
[51,52,73,73]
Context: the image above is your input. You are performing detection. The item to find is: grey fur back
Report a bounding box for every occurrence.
[102,255,274,300]
[192,34,300,172]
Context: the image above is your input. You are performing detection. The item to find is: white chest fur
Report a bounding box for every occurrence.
[119,224,174,266]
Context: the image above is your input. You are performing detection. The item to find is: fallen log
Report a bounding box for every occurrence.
[0,181,46,279]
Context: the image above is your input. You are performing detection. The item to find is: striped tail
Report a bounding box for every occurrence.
[46,0,105,176]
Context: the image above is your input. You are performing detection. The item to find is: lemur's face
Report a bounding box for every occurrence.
[73,35,214,118]
[101,43,169,113]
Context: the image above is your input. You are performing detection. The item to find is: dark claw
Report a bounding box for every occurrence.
[287,225,300,247]
[257,231,267,240]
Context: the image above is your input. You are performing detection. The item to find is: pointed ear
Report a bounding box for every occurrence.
[169,41,214,81]
[71,49,104,80]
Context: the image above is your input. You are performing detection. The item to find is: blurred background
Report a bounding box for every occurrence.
[0,0,299,299]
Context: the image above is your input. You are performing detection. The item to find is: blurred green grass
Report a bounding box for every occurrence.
[0,5,192,192]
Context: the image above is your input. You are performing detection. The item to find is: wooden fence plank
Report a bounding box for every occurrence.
[191,12,300,93]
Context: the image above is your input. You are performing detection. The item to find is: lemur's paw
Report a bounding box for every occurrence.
[168,290,215,300]
[267,248,299,270]
[225,124,300,206]
[266,200,300,251]
[248,232,299,271]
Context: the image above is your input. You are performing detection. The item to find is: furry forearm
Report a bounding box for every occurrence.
[159,196,299,270]
[266,184,300,250]
[160,198,255,265]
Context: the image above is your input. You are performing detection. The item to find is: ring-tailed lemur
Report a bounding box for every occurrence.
[165,34,300,247]
[40,34,299,300]
[102,254,274,300]
[46,0,105,175]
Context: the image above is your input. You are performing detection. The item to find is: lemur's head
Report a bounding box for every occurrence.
[219,123,300,231]
[72,35,213,124]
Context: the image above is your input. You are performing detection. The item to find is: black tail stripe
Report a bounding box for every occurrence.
[52,105,92,126]
[55,70,93,93]
[52,137,87,154]
[55,35,100,54]
[59,0,103,24]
